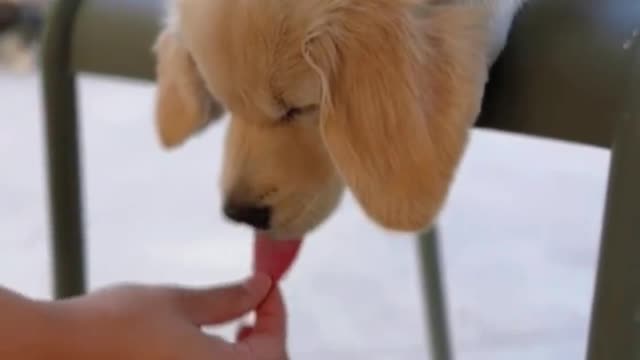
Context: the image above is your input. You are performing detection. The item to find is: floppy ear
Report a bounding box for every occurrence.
[304,2,489,231]
[153,29,223,148]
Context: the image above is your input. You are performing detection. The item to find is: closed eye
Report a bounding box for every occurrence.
[282,107,304,121]
[280,105,318,122]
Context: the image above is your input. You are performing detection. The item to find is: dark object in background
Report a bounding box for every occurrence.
[0,2,20,33]
[19,4,44,43]
[0,2,43,43]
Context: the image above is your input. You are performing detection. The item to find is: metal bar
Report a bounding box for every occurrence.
[418,228,454,360]
[41,0,87,299]
[585,42,640,360]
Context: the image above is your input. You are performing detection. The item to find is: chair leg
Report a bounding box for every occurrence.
[41,0,86,299]
[585,101,640,357]
[418,227,453,360]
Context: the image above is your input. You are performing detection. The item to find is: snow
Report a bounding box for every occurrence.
[0,70,609,358]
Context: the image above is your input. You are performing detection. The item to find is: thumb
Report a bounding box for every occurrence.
[172,274,272,326]
[247,286,287,337]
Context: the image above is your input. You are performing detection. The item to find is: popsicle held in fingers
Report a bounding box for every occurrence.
[253,233,303,282]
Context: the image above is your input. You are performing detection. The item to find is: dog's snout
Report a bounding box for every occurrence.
[223,203,272,230]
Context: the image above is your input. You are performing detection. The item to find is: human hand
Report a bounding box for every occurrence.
[45,274,288,360]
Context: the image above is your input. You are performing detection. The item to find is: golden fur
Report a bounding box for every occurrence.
[153,0,504,239]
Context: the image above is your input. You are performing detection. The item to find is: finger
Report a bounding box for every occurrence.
[236,325,253,341]
[250,286,287,337]
[173,273,272,326]
[200,335,247,360]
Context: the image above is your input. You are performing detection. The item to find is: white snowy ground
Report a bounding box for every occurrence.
[0,70,609,359]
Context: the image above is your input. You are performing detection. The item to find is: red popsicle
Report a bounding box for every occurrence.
[253,232,303,282]
[238,233,302,341]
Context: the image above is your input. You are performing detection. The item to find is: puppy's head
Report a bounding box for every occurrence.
[154,0,489,239]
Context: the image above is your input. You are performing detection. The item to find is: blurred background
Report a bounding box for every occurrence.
[0,1,611,358]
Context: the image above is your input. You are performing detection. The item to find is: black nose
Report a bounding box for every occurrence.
[223,204,272,230]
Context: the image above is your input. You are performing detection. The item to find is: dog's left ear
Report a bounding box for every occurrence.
[304,1,489,231]
[153,29,223,148]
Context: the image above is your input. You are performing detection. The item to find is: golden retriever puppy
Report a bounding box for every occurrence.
[153,0,524,239]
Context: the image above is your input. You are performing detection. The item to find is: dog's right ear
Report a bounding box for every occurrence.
[153,29,223,148]
[302,1,489,231]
